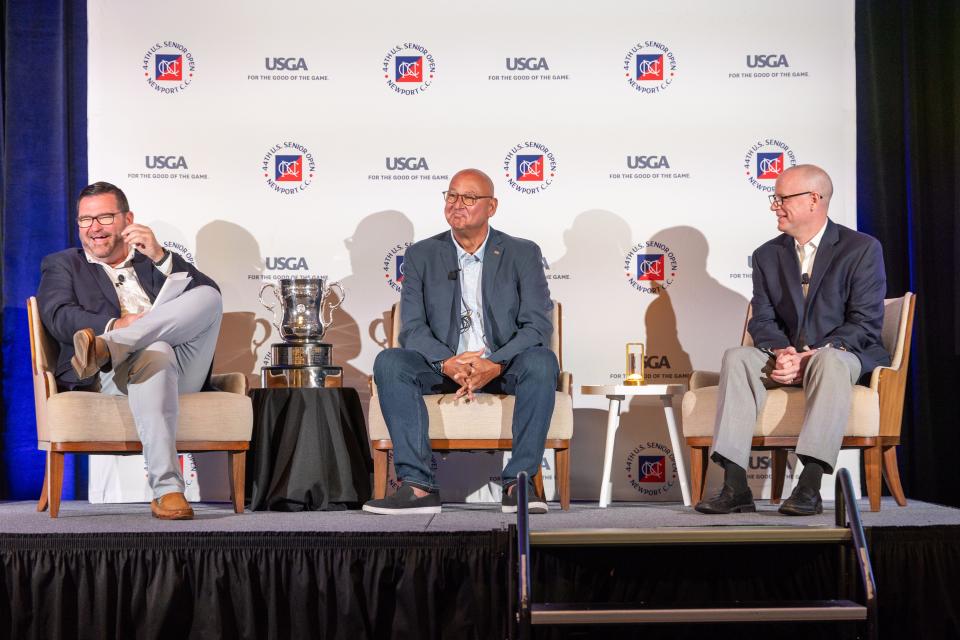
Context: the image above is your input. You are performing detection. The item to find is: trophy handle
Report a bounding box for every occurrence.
[258,283,282,333]
[321,281,346,328]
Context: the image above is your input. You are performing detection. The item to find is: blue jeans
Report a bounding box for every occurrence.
[373,346,559,493]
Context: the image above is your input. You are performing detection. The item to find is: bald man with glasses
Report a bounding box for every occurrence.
[695,164,890,516]
[363,168,558,515]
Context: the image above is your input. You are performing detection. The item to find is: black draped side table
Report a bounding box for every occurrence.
[247,387,372,511]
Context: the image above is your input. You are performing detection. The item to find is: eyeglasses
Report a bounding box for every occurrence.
[77,212,125,227]
[768,192,819,207]
[443,191,494,207]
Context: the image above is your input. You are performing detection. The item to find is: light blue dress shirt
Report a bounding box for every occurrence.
[453,230,490,356]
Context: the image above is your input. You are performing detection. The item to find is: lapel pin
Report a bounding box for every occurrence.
[493,249,500,256]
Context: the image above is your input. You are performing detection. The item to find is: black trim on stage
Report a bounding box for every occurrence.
[1,524,958,639]
[0,531,511,640]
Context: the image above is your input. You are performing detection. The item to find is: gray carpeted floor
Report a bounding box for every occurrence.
[1,497,958,534]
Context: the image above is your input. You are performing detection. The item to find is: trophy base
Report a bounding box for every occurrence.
[269,341,333,367]
[261,365,343,389]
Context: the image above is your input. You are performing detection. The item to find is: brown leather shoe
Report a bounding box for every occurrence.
[151,492,195,520]
[71,328,110,379]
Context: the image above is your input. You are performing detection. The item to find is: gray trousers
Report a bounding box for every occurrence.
[711,346,861,473]
[99,285,222,499]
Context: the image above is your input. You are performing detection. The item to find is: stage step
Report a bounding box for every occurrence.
[531,526,851,546]
[531,600,867,625]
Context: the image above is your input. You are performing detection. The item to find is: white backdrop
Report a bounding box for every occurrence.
[86,0,858,504]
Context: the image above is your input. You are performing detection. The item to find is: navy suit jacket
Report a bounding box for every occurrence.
[398,227,553,366]
[747,219,890,378]
[37,248,219,391]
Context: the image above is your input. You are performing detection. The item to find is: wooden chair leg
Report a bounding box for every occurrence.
[37,454,50,512]
[688,446,708,503]
[48,451,65,518]
[881,444,907,507]
[373,448,388,499]
[556,447,571,511]
[864,444,882,512]
[533,468,545,499]
[229,451,246,513]
[770,449,788,504]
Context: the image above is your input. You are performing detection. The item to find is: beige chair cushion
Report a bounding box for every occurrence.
[681,384,880,438]
[42,391,253,442]
[369,388,573,441]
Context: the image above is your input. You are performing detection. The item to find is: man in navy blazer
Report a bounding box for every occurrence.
[37,182,222,520]
[363,168,558,515]
[695,164,889,516]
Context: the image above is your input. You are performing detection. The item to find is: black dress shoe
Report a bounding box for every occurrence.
[778,485,823,516]
[694,485,756,514]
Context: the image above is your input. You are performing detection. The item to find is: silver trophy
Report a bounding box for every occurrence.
[258,277,345,388]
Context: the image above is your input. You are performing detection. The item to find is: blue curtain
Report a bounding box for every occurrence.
[1,0,87,499]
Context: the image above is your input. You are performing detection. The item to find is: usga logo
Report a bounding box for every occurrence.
[383,243,413,292]
[146,155,188,170]
[623,41,677,94]
[262,142,316,195]
[625,441,678,497]
[746,54,789,68]
[624,240,678,293]
[743,139,797,192]
[265,257,310,271]
[383,43,436,95]
[506,57,549,71]
[503,142,557,195]
[627,155,670,170]
[142,41,195,94]
[266,57,308,71]
[386,157,429,171]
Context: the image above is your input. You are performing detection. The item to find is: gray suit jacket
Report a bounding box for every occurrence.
[747,219,890,377]
[398,227,553,365]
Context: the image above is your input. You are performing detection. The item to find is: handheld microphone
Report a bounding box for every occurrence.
[115,274,125,288]
[801,273,810,286]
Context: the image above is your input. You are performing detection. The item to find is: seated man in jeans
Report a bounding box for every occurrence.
[363,168,558,515]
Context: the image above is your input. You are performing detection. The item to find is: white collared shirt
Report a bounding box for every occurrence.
[796,219,828,282]
[85,249,173,327]
[452,230,490,356]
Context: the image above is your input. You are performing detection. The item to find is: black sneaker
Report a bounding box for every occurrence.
[362,485,442,515]
[502,485,548,514]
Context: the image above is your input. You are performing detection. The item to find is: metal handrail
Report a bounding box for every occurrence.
[515,471,531,640]
[834,467,878,640]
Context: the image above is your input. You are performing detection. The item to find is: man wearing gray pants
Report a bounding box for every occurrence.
[695,165,890,516]
[38,182,221,520]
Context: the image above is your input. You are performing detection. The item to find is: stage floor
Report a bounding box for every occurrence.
[2,496,958,534]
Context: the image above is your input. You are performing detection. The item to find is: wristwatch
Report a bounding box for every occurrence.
[432,359,445,375]
[152,248,171,266]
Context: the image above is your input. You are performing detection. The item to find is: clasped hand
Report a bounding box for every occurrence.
[769,346,816,385]
[442,350,502,401]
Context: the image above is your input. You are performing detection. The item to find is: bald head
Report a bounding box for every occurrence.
[451,168,495,197]
[782,164,833,202]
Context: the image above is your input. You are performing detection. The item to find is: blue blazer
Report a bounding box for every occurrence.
[747,219,891,377]
[398,227,553,365]
[37,248,219,391]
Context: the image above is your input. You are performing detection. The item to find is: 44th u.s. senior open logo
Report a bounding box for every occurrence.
[503,142,557,195]
[141,41,195,94]
[383,43,436,95]
[625,441,678,498]
[624,240,678,294]
[623,41,677,94]
[261,142,316,195]
[382,242,413,293]
[744,139,797,192]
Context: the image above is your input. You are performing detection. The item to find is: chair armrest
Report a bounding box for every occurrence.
[558,371,572,394]
[868,365,898,392]
[689,370,720,390]
[44,371,59,398]
[212,372,247,395]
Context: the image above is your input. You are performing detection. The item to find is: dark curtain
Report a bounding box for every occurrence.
[0,0,88,499]
[856,0,960,507]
